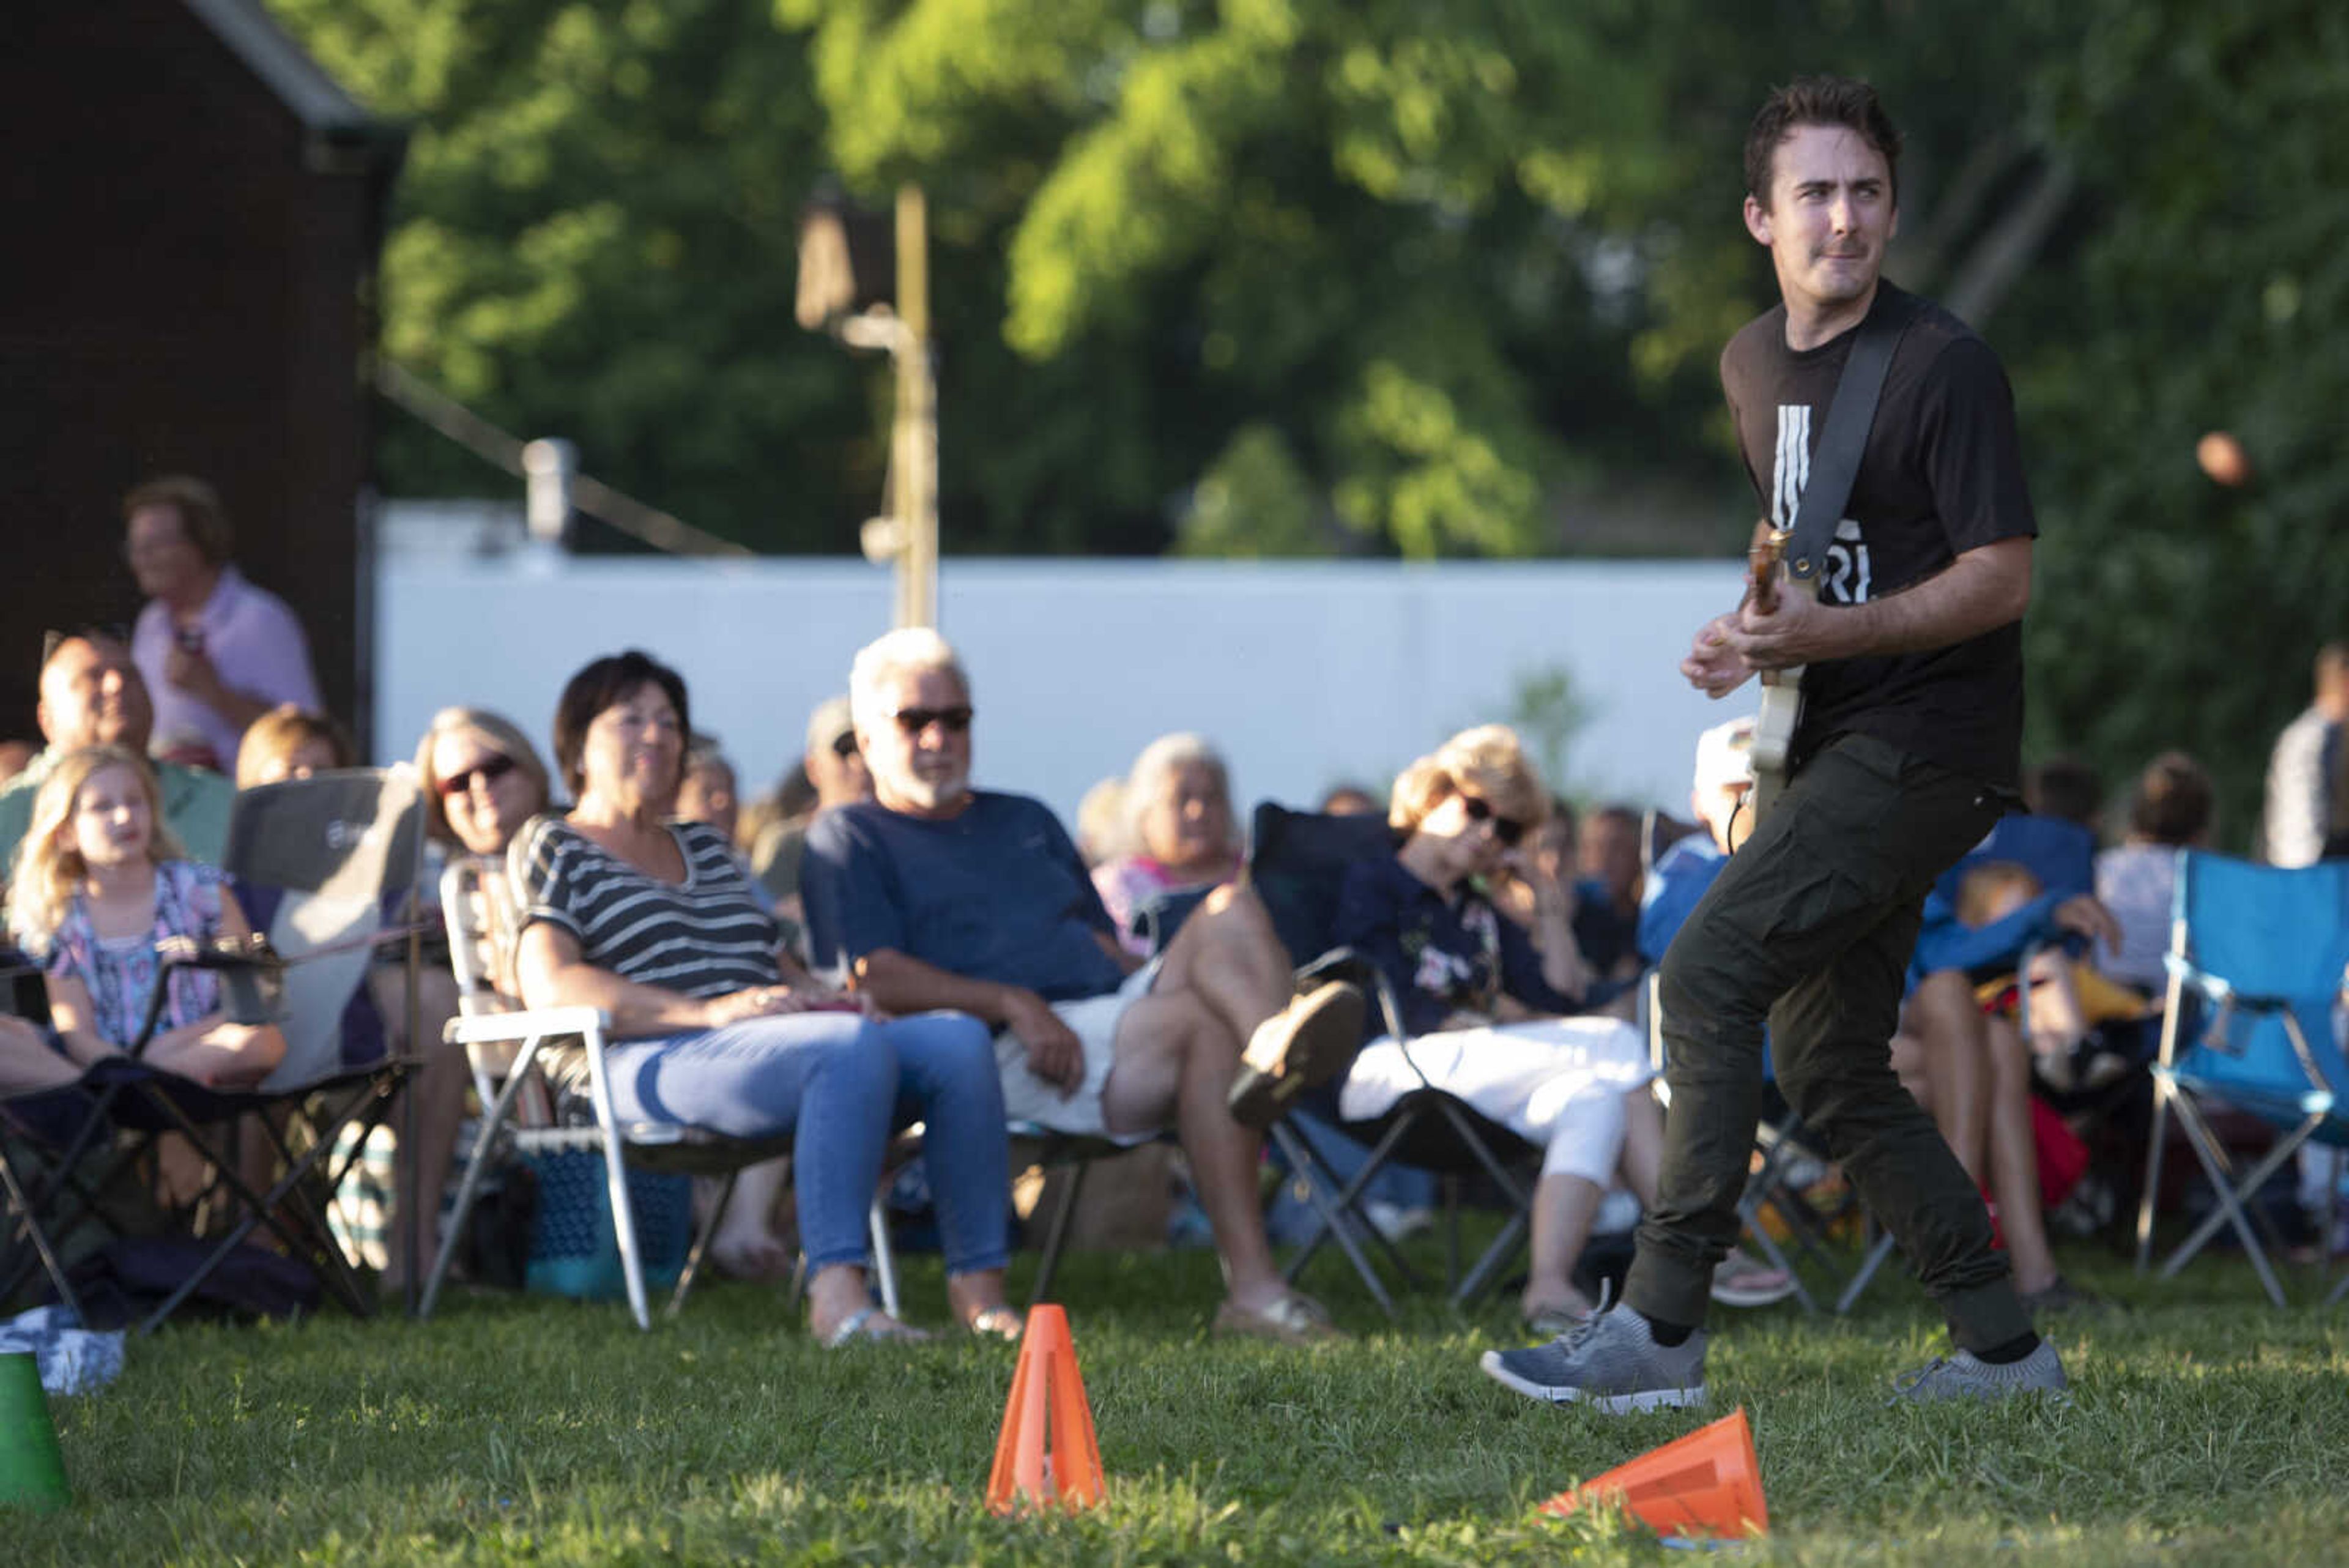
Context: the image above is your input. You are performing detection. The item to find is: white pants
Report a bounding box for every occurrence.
[1337,1016,1655,1185]
[996,961,1161,1144]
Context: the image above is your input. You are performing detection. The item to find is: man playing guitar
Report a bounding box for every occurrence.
[1484,75,2065,1412]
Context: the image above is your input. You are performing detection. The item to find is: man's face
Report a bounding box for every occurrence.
[39,637,153,752]
[1743,122,1898,320]
[806,729,874,812]
[858,666,972,818]
[125,505,209,601]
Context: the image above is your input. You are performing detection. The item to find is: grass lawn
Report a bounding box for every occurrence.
[13,1234,2349,1566]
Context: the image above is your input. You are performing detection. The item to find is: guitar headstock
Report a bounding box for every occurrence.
[1745,519,1789,615]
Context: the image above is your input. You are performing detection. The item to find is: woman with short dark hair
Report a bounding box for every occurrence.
[513,650,1018,1342]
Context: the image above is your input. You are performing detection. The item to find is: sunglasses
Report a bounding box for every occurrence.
[887,705,973,735]
[829,730,861,759]
[437,753,518,798]
[1460,792,1527,847]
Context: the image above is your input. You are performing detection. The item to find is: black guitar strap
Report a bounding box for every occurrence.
[1784,291,1918,584]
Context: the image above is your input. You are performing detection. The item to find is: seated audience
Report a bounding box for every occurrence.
[1,746,285,1093]
[1093,734,1244,957]
[0,740,35,787]
[1319,784,1379,817]
[1905,822,2120,1313]
[1490,794,1641,1014]
[234,705,355,787]
[751,696,869,918]
[802,628,1365,1344]
[675,734,741,847]
[514,650,1019,1341]
[124,476,322,776]
[418,707,555,870]
[1577,803,1646,931]
[1072,776,1129,869]
[1332,725,1789,1331]
[0,631,234,875]
[2025,754,2106,838]
[2095,751,2214,994]
[1638,719,1756,965]
[412,707,560,1247]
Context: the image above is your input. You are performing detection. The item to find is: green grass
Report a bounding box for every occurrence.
[14,1237,2349,1566]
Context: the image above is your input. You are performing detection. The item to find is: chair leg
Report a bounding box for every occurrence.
[2136,1074,2174,1275]
[0,1143,81,1323]
[1835,1228,1899,1315]
[419,1038,548,1320]
[1281,1113,1426,1296]
[869,1192,901,1320]
[1267,1120,1398,1319]
[667,1169,738,1319]
[581,1046,651,1332]
[1028,1159,1089,1308]
[2158,1102,2308,1308]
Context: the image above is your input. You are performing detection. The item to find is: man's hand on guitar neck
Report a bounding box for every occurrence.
[1681,612,1756,698]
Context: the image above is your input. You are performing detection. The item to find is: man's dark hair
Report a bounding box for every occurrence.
[2129,751,2214,845]
[2024,754,2104,830]
[124,475,236,566]
[1744,75,1902,207]
[550,648,691,798]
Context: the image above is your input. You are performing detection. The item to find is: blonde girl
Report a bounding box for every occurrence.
[6,745,284,1090]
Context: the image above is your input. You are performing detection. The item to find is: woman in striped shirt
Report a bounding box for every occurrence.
[513,651,1016,1344]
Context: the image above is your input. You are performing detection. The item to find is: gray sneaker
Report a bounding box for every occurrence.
[1480,1304,1708,1413]
[1888,1339,2069,1405]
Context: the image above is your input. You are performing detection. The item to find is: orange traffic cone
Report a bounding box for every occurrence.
[984,1304,1105,1514]
[1538,1406,1767,1540]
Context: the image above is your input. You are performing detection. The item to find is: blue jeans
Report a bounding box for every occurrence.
[604,1009,1009,1277]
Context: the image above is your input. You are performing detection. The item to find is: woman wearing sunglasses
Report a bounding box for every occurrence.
[1329,724,1789,1332]
[417,707,554,862]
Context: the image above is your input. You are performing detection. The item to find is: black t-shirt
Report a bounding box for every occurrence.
[1720,282,2038,790]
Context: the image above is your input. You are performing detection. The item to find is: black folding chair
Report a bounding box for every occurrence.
[1245,801,1550,1317]
[0,770,428,1332]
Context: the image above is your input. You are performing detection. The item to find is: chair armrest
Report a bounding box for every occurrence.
[444,1005,610,1046]
[154,932,282,973]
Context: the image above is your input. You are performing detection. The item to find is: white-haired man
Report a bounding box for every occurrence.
[802,628,1364,1343]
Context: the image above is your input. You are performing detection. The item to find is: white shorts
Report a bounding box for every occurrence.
[1337,1015,1655,1184]
[996,960,1161,1143]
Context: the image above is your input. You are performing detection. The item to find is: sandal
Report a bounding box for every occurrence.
[1522,1300,1594,1337]
[967,1306,1025,1341]
[1710,1247,1798,1308]
[821,1306,930,1347]
[1211,1290,1346,1346]
[1228,981,1367,1131]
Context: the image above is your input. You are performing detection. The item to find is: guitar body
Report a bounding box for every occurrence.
[1744,521,1809,822]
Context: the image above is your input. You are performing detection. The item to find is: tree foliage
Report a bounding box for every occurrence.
[266,0,2349,836]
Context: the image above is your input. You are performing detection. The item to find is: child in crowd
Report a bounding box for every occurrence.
[2,745,284,1091]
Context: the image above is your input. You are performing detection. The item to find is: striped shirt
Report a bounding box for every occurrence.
[514,816,781,999]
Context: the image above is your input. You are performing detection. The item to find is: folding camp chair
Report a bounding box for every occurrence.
[1242,801,1550,1317]
[2133,852,2349,1307]
[0,769,428,1332]
[418,852,907,1330]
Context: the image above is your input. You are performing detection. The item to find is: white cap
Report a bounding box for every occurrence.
[1693,716,1757,796]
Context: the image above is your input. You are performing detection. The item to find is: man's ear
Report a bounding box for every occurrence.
[1742,195,1773,248]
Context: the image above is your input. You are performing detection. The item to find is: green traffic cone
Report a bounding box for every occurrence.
[0,1351,67,1512]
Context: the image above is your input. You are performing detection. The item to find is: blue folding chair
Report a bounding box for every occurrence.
[2133,852,2349,1307]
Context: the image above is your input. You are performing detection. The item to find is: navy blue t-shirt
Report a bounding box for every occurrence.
[1330,855,1582,1039]
[802,791,1127,1003]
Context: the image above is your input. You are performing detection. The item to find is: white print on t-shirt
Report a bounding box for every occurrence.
[1773,404,1872,604]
